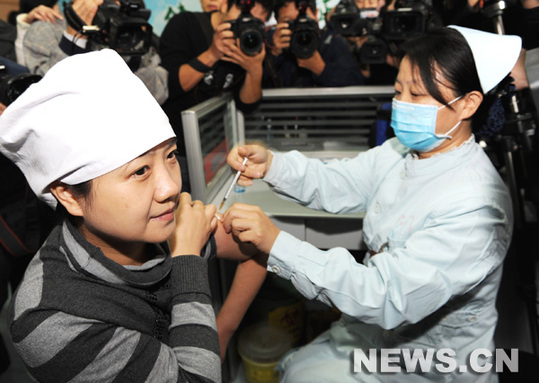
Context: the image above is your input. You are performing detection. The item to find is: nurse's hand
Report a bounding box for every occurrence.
[227,145,273,186]
[169,192,218,257]
[221,203,280,255]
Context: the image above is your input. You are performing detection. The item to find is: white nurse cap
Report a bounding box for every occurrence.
[448,25,522,93]
[0,49,175,208]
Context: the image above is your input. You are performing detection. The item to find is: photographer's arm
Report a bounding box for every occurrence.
[178,22,234,92]
[239,51,264,105]
[221,43,265,104]
[269,23,292,57]
[297,51,326,75]
[304,35,365,86]
[65,0,102,38]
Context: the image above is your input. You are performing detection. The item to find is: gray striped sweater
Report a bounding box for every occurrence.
[8,219,221,382]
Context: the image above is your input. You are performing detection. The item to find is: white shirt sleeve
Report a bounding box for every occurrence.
[15,13,30,66]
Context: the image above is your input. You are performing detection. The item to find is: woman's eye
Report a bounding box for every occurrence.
[133,166,149,176]
[167,149,179,160]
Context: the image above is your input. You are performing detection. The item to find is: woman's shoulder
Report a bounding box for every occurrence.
[364,137,409,166]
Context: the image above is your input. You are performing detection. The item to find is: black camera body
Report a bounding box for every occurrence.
[228,0,265,56]
[330,0,433,64]
[330,0,368,37]
[287,0,320,59]
[0,66,41,106]
[64,0,153,56]
[382,0,430,41]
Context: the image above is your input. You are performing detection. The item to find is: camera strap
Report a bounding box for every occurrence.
[63,2,100,35]
[265,55,283,88]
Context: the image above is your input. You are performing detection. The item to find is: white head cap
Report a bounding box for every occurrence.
[0,49,175,208]
[448,25,522,94]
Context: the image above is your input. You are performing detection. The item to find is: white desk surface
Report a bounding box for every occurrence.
[211,178,365,220]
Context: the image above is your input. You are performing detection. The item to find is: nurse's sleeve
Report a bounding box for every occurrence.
[264,149,377,214]
[267,197,513,330]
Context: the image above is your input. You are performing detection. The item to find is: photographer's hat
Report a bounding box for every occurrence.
[449,25,522,93]
[0,49,175,208]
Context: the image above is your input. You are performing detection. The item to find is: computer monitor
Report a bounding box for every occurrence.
[181,94,242,202]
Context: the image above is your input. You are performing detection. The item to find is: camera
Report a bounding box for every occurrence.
[382,0,431,41]
[287,0,320,59]
[64,0,153,56]
[0,66,41,106]
[330,0,370,37]
[330,0,433,64]
[228,0,265,56]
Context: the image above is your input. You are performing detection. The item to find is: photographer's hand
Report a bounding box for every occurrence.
[66,0,103,38]
[297,50,325,76]
[25,4,63,24]
[271,22,292,56]
[223,42,264,104]
[222,40,265,74]
[209,22,235,62]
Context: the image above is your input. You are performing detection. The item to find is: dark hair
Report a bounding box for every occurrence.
[273,0,316,20]
[401,27,511,138]
[227,0,274,16]
[68,180,93,201]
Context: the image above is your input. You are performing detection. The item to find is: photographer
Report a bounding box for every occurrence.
[329,0,400,85]
[15,1,63,67]
[264,0,365,87]
[21,0,168,104]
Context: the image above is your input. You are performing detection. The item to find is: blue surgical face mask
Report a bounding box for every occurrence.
[390,97,462,152]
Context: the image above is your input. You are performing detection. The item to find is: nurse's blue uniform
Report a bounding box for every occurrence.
[263,137,513,382]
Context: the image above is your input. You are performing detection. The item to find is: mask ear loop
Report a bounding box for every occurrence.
[435,95,464,140]
[438,95,463,111]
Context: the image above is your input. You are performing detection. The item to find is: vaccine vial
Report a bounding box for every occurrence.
[234,184,246,193]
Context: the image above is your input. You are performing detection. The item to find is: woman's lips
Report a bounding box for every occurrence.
[153,209,174,221]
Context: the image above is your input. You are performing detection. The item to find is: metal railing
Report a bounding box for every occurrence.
[243,86,394,155]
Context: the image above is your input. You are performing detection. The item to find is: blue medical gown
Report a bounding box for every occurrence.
[263,137,514,382]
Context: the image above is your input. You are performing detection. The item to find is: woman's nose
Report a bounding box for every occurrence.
[155,166,181,202]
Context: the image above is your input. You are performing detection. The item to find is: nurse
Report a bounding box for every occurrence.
[223,26,520,382]
[0,49,264,382]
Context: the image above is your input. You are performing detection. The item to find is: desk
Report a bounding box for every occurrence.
[210,179,365,250]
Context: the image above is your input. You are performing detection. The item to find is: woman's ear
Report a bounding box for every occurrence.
[49,182,84,217]
[460,90,484,121]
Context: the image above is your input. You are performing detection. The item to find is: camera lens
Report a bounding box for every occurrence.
[238,26,264,56]
[241,31,262,53]
[296,31,313,46]
[290,28,319,59]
